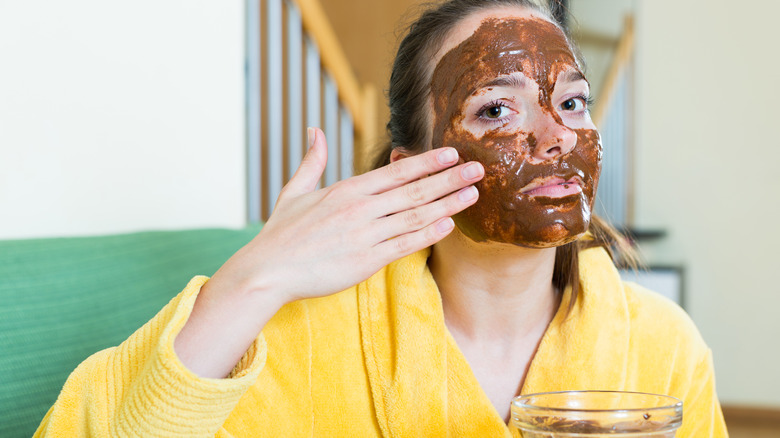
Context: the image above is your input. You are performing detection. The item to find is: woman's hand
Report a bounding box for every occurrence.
[214,127,484,303]
[175,128,483,377]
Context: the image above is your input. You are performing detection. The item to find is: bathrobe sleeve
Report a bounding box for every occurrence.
[33,276,267,438]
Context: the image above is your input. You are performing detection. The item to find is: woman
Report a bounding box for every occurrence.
[35,0,727,436]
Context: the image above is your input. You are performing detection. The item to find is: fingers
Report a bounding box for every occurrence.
[375,184,479,242]
[350,147,462,195]
[280,127,327,198]
[376,160,484,217]
[373,217,456,265]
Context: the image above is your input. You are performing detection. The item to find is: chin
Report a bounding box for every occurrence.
[515,214,592,248]
[457,219,590,249]
[511,226,587,249]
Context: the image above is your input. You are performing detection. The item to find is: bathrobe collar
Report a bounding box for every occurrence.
[357,246,629,437]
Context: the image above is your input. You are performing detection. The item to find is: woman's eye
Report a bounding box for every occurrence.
[474,100,515,124]
[560,97,586,112]
[482,104,510,119]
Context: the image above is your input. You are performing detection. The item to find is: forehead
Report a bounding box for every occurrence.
[432,6,553,69]
[429,6,583,105]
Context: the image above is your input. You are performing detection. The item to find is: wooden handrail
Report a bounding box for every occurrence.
[290,0,367,134]
[592,15,634,128]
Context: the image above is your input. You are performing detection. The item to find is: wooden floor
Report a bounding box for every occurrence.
[724,404,780,438]
[727,420,780,438]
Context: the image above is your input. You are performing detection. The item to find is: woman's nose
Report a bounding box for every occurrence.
[530,113,577,161]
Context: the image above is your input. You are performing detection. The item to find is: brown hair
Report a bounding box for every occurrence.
[372,0,638,311]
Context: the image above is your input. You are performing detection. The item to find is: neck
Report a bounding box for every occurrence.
[429,227,560,345]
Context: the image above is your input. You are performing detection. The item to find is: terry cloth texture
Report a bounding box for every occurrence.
[35,246,728,437]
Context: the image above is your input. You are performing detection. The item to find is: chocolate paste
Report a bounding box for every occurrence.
[430,17,602,248]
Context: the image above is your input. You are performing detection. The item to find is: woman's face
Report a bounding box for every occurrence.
[430,8,602,248]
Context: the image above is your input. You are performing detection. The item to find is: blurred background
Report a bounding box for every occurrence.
[2,0,779,433]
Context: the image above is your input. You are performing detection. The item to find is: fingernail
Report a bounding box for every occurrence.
[436,217,454,234]
[461,162,482,180]
[307,127,316,149]
[437,148,458,164]
[457,186,478,202]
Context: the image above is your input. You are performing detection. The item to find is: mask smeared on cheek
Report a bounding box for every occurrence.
[431,17,602,248]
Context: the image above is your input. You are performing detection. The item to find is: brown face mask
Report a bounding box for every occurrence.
[431,16,602,248]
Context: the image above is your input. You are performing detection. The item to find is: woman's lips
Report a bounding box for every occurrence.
[519,176,583,197]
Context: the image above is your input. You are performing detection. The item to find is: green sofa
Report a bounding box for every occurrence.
[0,226,261,437]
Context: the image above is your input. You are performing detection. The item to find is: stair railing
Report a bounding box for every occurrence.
[592,15,635,228]
[247,0,378,222]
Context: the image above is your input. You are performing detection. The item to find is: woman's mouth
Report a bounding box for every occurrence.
[519,176,583,197]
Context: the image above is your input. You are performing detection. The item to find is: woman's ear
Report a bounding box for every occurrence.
[390,148,413,163]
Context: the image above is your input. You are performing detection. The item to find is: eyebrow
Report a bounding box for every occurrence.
[479,74,528,89]
[476,69,589,91]
[558,69,589,85]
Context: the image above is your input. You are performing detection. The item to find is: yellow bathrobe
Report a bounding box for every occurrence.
[35,246,727,437]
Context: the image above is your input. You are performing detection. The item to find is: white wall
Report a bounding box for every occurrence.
[635,1,780,406]
[0,0,246,239]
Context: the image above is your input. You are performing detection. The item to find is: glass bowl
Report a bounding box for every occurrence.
[510,390,683,437]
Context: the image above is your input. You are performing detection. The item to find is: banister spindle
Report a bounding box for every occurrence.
[286,0,304,180]
[266,0,283,216]
[247,0,262,223]
[323,73,339,186]
[305,36,321,187]
[339,106,353,180]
